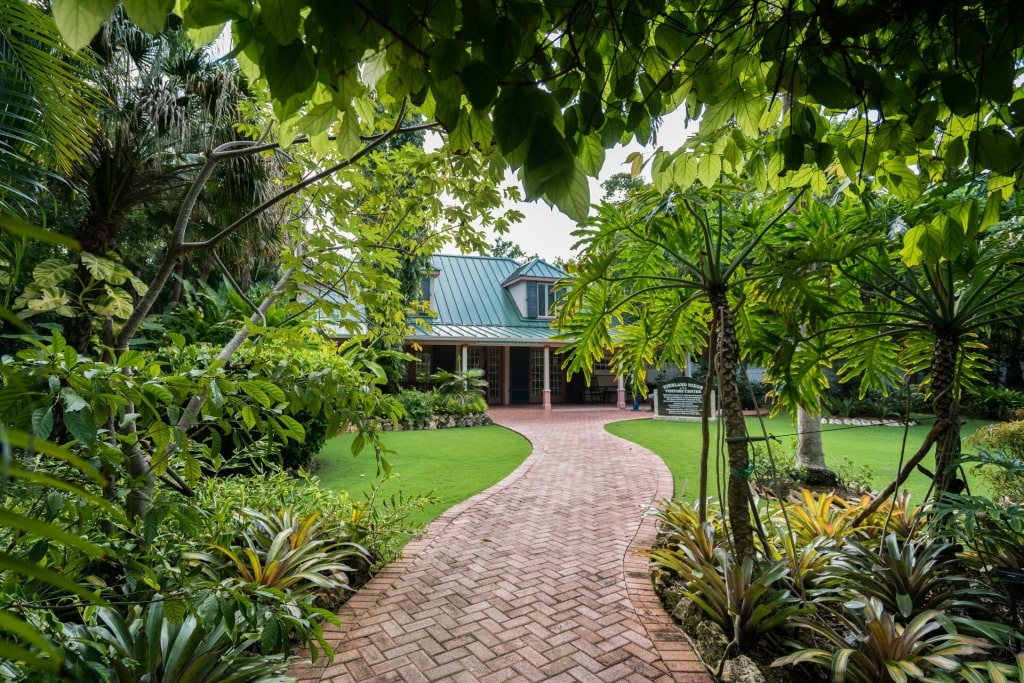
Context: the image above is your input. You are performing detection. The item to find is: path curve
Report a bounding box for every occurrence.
[290,407,711,683]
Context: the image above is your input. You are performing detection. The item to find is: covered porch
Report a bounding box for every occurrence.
[402,338,628,410]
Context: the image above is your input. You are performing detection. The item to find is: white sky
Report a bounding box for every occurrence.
[427,110,695,263]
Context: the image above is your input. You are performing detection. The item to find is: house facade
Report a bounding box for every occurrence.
[400,254,625,409]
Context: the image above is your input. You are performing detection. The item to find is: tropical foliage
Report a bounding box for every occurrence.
[5,0,1024,677]
[651,492,1024,677]
[55,0,1024,230]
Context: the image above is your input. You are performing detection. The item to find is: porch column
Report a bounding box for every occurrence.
[461,345,468,374]
[616,374,626,409]
[542,346,552,410]
[503,347,511,405]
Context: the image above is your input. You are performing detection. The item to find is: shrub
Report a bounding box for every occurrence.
[395,389,435,426]
[391,378,489,429]
[967,420,1024,501]
[431,368,487,411]
[964,387,1024,420]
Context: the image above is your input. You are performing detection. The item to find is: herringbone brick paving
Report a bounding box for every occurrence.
[289,406,711,682]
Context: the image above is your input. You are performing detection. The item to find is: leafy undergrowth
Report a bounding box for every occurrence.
[0,470,424,681]
[649,490,1024,682]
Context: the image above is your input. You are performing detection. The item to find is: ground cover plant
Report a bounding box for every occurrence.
[650,492,1024,681]
[315,426,532,530]
[607,416,996,503]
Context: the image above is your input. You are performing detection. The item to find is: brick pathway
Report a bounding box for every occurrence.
[289,406,711,683]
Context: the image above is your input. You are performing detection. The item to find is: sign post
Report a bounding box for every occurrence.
[654,377,714,421]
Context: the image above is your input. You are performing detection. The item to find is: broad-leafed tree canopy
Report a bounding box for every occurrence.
[53,0,1024,221]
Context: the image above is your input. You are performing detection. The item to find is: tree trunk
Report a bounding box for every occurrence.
[64,206,127,353]
[710,290,756,560]
[794,400,837,486]
[931,332,964,497]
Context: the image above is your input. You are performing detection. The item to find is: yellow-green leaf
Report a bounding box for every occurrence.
[122,0,173,33]
[52,0,116,51]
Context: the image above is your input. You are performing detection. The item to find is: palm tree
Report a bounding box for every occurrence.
[558,185,801,559]
[0,1,101,217]
[48,10,278,352]
[836,191,1024,498]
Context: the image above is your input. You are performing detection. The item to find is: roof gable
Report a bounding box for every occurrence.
[502,257,565,284]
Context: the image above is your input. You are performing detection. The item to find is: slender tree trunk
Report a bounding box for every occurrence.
[710,290,756,560]
[931,332,964,497]
[122,267,296,521]
[794,400,837,485]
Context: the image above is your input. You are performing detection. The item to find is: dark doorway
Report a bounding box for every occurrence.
[509,347,530,404]
[434,345,457,372]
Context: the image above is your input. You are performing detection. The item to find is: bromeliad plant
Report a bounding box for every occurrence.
[60,599,290,683]
[814,534,982,620]
[773,597,992,683]
[649,542,809,650]
[189,507,367,596]
[782,489,862,546]
[185,507,367,660]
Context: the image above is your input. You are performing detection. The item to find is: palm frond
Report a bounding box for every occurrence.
[0,1,102,198]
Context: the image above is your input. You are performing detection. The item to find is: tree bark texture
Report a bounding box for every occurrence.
[931,332,963,497]
[710,290,756,560]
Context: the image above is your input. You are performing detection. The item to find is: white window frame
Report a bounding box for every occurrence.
[537,282,557,318]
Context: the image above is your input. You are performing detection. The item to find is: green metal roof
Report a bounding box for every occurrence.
[418,254,567,343]
[502,257,566,284]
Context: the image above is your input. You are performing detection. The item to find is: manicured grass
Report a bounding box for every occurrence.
[606,415,995,504]
[314,425,532,529]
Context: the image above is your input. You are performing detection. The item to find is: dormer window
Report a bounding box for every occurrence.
[525,280,559,319]
[419,269,439,303]
[501,257,567,320]
[537,282,557,318]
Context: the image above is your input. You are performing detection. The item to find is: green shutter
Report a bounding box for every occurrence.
[526,280,538,318]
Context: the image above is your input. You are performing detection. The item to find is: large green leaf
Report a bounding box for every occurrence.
[493,85,559,161]
[261,40,316,117]
[0,215,79,250]
[900,216,965,266]
[460,60,498,109]
[543,157,590,223]
[63,407,98,446]
[941,74,979,117]
[122,0,173,33]
[0,509,103,556]
[0,611,60,672]
[32,258,74,287]
[51,0,116,51]
[260,0,302,45]
[0,553,104,603]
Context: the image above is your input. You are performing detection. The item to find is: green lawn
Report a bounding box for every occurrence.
[606,415,995,504]
[314,425,532,529]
